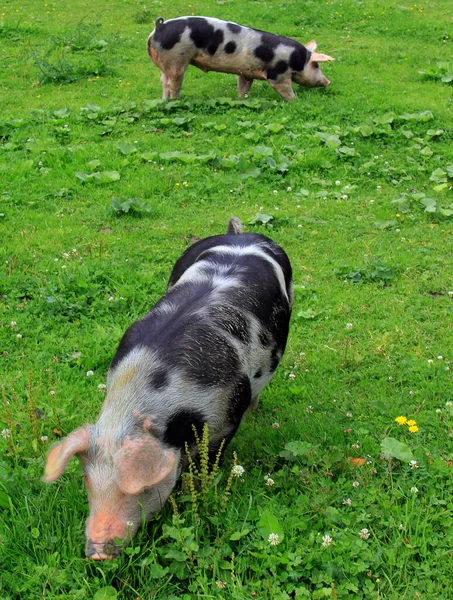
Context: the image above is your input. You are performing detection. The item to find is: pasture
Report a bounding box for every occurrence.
[1,0,453,598]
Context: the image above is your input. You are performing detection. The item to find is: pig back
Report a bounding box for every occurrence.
[107,232,292,451]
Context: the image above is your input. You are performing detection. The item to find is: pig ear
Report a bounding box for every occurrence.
[42,427,91,483]
[310,51,335,62]
[114,435,177,495]
[305,40,317,51]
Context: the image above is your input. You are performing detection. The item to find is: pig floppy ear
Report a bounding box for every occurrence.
[42,427,91,483]
[305,40,317,51]
[310,51,335,62]
[114,435,177,495]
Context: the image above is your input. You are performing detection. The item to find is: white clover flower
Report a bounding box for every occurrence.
[232,465,245,478]
[286,186,292,192]
[40,435,48,442]
[1,428,11,439]
[427,359,434,365]
[343,498,352,506]
[352,442,360,450]
[49,390,56,396]
[436,408,442,414]
[448,291,453,298]
[398,523,405,531]
[411,486,419,494]
[409,460,419,470]
[108,296,114,302]
[306,406,314,414]
[346,411,353,418]
[446,401,453,407]
[16,333,23,339]
[352,481,360,488]
[265,477,275,487]
[10,321,17,327]
[345,322,353,330]
[409,390,414,396]
[437,355,443,360]
[126,520,134,527]
[288,372,296,381]
[268,533,280,546]
[86,370,94,377]
[272,422,280,429]
[335,180,341,186]
[321,534,332,547]
[273,190,278,195]
[98,383,107,392]
[360,528,370,540]
[216,581,226,589]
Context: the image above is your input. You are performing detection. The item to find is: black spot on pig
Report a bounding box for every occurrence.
[189,19,224,55]
[254,369,263,379]
[257,31,281,49]
[267,60,288,80]
[224,41,237,54]
[153,19,187,50]
[254,44,274,63]
[176,327,240,387]
[259,331,272,347]
[289,48,307,72]
[163,408,205,449]
[207,305,250,344]
[149,369,169,390]
[227,22,242,34]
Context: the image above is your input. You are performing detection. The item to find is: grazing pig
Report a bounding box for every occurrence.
[147,16,334,102]
[43,217,293,560]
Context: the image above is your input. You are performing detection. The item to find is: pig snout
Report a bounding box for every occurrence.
[85,510,136,560]
[86,539,122,560]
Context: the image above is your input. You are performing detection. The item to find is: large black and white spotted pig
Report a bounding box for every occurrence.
[147,16,334,101]
[43,217,293,560]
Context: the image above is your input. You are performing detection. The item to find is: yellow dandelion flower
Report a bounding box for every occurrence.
[407,419,417,427]
[395,416,407,425]
[409,425,419,433]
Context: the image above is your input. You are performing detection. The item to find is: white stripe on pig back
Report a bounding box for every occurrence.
[200,243,290,302]
[169,259,241,292]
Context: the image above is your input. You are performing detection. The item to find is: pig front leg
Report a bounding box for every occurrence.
[267,76,295,102]
[238,75,253,98]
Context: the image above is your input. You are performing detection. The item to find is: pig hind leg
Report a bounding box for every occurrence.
[267,77,295,102]
[238,75,253,98]
[160,72,169,99]
[165,67,186,99]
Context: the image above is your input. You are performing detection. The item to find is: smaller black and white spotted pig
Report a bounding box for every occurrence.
[43,217,293,560]
[147,16,334,101]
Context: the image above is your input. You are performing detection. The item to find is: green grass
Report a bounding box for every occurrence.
[1,0,453,597]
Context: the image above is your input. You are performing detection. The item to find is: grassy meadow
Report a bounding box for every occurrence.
[1,0,453,597]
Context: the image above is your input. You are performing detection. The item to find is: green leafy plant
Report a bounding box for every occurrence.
[110,197,152,214]
[419,62,453,84]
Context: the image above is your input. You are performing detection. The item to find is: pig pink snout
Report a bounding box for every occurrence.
[85,511,132,560]
[86,539,122,560]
